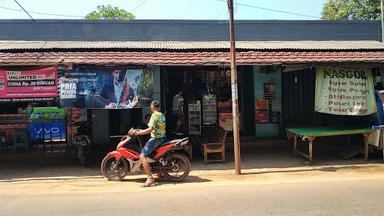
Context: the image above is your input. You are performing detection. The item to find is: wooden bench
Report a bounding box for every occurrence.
[202,126,227,164]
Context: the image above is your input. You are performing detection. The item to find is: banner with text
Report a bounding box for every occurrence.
[59,67,154,109]
[315,68,377,116]
[0,66,58,102]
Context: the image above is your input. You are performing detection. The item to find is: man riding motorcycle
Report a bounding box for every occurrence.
[128,100,166,187]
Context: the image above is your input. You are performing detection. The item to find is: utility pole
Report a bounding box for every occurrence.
[227,0,241,175]
[381,0,384,42]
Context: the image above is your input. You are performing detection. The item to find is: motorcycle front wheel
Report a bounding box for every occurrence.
[100,155,128,181]
[162,153,191,182]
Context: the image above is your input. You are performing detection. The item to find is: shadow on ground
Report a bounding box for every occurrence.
[0,144,382,181]
[119,175,211,186]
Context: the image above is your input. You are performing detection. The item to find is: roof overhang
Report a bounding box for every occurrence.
[1,50,384,66]
[1,40,384,66]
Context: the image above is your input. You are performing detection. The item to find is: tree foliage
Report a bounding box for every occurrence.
[85,5,135,20]
[322,0,381,20]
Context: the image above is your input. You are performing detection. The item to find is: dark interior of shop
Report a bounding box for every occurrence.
[161,66,255,140]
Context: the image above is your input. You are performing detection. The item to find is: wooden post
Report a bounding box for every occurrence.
[308,136,315,162]
[363,133,369,161]
[227,0,241,175]
[381,0,384,42]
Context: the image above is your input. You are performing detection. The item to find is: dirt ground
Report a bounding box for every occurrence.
[1,146,384,216]
[1,147,383,196]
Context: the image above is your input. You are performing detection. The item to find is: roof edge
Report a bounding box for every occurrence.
[0,19,381,24]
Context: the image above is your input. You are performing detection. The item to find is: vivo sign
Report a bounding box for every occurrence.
[28,121,66,141]
[34,127,61,135]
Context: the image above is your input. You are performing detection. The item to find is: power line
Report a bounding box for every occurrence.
[216,0,321,19]
[14,0,34,21]
[180,0,194,18]
[132,0,148,12]
[0,5,84,18]
[214,1,236,19]
[214,8,226,19]
[0,0,322,20]
[234,1,238,15]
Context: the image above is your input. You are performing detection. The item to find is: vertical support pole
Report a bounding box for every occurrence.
[381,0,384,42]
[293,135,297,156]
[309,139,313,162]
[227,0,241,175]
[380,129,384,162]
[308,136,315,163]
[363,133,369,161]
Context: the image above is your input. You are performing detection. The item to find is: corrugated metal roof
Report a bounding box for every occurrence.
[1,50,384,65]
[0,40,384,51]
[0,20,381,41]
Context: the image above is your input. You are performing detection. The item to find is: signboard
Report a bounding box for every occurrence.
[188,101,201,135]
[315,68,377,116]
[59,67,153,109]
[0,66,57,102]
[219,112,233,130]
[375,90,384,125]
[202,94,217,125]
[255,99,269,124]
[28,121,66,142]
[28,107,67,142]
[29,107,66,121]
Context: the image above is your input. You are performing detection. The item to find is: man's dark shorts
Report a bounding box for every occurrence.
[141,138,165,157]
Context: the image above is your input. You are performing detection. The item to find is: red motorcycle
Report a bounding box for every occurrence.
[101,133,191,181]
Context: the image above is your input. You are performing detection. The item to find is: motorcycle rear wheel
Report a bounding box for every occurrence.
[101,155,128,181]
[162,153,191,182]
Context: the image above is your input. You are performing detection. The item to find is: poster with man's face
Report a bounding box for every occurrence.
[59,67,153,109]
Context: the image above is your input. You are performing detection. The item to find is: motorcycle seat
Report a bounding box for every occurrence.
[160,137,188,146]
[160,140,173,146]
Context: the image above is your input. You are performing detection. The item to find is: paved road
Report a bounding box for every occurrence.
[1,177,384,216]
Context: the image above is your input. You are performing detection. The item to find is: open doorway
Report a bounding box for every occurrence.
[161,66,255,137]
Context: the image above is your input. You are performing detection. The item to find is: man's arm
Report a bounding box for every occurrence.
[134,127,153,136]
[131,113,155,136]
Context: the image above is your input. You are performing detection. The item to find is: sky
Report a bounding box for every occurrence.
[0,0,328,20]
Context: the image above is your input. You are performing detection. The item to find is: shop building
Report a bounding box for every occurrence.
[1,20,384,161]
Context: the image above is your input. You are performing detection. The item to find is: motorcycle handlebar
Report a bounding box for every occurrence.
[120,135,130,141]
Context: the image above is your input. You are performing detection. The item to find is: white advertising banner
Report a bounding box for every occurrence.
[315,68,377,116]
